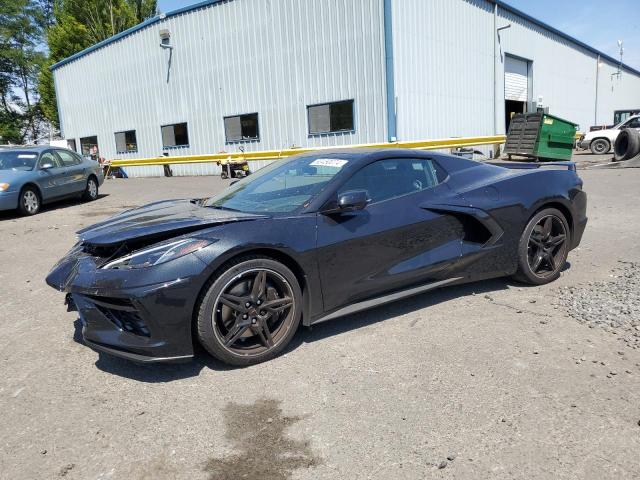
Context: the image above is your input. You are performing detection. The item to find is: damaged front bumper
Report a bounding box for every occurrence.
[46,244,206,363]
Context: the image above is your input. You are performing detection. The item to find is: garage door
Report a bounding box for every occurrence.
[504,56,529,102]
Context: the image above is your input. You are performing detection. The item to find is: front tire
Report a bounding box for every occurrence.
[513,208,570,285]
[590,138,610,155]
[196,256,302,366]
[18,187,40,216]
[82,176,99,201]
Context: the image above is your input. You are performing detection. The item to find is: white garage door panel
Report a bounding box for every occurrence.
[505,56,529,102]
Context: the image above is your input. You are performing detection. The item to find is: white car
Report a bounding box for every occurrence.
[580,115,640,154]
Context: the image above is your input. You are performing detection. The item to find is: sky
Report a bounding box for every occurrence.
[157,0,640,69]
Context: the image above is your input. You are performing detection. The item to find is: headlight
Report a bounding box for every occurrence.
[102,238,213,270]
[0,183,10,192]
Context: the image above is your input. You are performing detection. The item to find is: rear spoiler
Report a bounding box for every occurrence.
[486,161,577,172]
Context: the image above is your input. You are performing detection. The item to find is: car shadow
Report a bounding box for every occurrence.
[286,277,519,352]
[0,193,109,220]
[78,275,547,382]
[72,319,231,382]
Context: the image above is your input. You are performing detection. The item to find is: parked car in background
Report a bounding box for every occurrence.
[580,115,640,154]
[0,146,104,216]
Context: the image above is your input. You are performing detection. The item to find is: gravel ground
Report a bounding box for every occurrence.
[0,162,639,480]
[559,261,640,350]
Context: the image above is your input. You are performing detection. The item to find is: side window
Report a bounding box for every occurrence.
[115,130,138,153]
[626,117,640,129]
[161,123,189,149]
[308,100,354,135]
[340,158,445,204]
[39,152,61,169]
[56,150,81,167]
[224,113,259,142]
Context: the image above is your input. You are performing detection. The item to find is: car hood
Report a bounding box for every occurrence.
[584,129,620,141]
[77,199,268,246]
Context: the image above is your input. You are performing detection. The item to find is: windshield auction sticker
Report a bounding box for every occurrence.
[310,158,348,169]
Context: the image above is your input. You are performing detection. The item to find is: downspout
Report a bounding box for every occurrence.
[383,0,397,142]
[594,54,600,125]
[493,2,497,135]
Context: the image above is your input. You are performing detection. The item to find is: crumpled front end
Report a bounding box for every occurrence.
[46,243,207,363]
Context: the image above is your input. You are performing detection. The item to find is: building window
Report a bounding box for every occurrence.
[115,130,138,154]
[308,100,354,135]
[67,139,77,152]
[161,123,189,149]
[80,136,99,158]
[224,113,259,143]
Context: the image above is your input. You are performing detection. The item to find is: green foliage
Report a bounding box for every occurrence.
[0,0,48,143]
[37,0,158,130]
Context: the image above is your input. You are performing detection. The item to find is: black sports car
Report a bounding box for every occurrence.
[46,149,587,366]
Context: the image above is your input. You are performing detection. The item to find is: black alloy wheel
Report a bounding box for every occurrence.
[514,208,569,285]
[197,257,302,366]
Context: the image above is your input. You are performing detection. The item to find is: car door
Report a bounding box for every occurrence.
[36,150,67,200]
[55,149,86,195]
[315,157,467,312]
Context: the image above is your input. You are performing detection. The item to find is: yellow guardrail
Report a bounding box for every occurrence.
[107,135,507,170]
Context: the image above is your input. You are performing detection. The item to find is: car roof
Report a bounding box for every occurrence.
[0,145,71,152]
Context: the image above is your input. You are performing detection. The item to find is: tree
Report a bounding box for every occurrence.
[0,0,47,143]
[38,0,157,130]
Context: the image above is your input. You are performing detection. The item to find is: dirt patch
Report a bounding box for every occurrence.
[205,398,320,480]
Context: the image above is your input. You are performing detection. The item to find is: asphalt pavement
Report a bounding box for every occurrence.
[0,154,639,480]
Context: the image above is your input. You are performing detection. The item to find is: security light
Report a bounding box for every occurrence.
[159,29,172,49]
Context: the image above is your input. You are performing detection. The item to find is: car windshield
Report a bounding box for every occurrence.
[202,155,350,214]
[0,151,38,171]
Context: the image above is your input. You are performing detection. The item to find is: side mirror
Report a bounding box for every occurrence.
[322,189,369,214]
[229,180,239,186]
[40,163,54,170]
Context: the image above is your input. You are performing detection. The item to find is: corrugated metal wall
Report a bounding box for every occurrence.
[595,61,640,127]
[496,7,600,133]
[54,0,640,177]
[391,0,640,138]
[390,0,496,140]
[54,0,388,171]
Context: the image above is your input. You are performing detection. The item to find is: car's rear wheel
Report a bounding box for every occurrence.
[513,208,569,285]
[18,187,40,216]
[590,138,610,155]
[82,176,99,201]
[196,256,302,366]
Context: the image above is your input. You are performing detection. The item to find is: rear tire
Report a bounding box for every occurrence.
[82,176,99,201]
[18,187,40,216]
[196,256,302,366]
[590,138,610,155]
[513,208,570,285]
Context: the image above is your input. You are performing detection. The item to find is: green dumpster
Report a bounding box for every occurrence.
[504,113,578,161]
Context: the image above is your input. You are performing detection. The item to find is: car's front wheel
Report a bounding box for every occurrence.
[590,138,610,155]
[513,208,570,285]
[196,256,302,366]
[18,187,40,216]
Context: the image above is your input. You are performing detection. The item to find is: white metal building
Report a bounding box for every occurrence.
[52,0,640,176]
